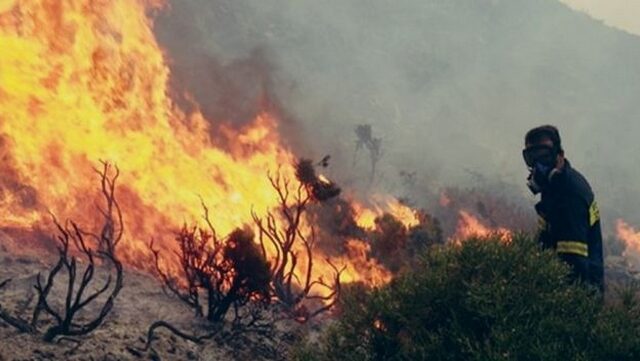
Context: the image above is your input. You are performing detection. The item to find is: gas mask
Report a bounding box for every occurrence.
[522,144,559,194]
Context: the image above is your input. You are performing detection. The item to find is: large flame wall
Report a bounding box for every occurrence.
[0,0,555,289]
[0,0,299,264]
[0,0,411,293]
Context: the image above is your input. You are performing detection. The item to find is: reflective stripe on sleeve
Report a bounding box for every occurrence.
[556,241,588,257]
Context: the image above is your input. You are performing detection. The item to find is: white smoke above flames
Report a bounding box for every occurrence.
[153,0,640,237]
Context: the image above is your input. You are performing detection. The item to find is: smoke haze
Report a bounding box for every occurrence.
[153,0,640,233]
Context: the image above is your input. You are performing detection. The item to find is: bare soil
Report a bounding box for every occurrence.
[0,239,303,361]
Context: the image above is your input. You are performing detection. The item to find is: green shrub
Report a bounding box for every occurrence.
[294,235,640,361]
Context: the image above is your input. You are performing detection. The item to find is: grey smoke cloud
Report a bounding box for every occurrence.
[153,0,640,233]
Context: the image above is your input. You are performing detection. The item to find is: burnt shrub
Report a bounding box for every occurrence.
[369,211,443,274]
[151,225,271,324]
[295,235,640,361]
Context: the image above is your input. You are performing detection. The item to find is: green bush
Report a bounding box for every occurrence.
[294,235,640,361]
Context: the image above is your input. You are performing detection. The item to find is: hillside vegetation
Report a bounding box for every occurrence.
[294,235,640,361]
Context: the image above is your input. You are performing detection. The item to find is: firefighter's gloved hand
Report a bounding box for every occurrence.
[527,171,541,194]
[527,162,557,194]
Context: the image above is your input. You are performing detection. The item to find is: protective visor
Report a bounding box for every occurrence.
[522,144,557,168]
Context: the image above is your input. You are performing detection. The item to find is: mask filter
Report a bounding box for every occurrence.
[527,162,553,194]
[523,144,559,194]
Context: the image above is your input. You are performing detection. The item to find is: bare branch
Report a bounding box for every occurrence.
[36,162,124,342]
[0,279,34,332]
[0,306,36,333]
[149,237,203,317]
[149,216,271,325]
[0,162,124,341]
[142,320,220,351]
[253,165,343,322]
[0,279,10,290]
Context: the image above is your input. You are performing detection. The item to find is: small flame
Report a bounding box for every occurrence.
[352,203,379,230]
[352,195,420,230]
[373,319,386,331]
[616,219,640,266]
[317,174,332,185]
[452,210,511,243]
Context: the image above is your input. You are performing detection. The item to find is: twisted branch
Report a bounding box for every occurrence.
[253,170,343,322]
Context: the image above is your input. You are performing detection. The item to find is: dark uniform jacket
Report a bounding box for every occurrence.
[535,160,604,292]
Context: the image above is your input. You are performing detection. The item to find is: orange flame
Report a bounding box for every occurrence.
[616,219,640,266]
[340,239,391,286]
[452,210,512,243]
[352,195,420,230]
[0,0,299,268]
[0,0,399,300]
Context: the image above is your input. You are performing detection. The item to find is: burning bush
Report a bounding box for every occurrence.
[369,214,408,273]
[435,187,535,239]
[150,223,271,324]
[142,165,344,352]
[368,210,443,274]
[295,158,341,202]
[305,197,364,258]
[294,235,640,361]
[144,216,275,352]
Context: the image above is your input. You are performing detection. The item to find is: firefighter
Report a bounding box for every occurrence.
[522,125,604,293]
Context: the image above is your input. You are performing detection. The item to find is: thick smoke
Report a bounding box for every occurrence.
[153,0,640,234]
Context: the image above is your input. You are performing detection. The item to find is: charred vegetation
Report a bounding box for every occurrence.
[366,209,443,274]
[150,223,271,324]
[0,278,9,291]
[0,162,124,342]
[252,160,344,322]
[145,204,274,351]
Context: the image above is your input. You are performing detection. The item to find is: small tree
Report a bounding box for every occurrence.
[252,162,344,322]
[353,124,383,182]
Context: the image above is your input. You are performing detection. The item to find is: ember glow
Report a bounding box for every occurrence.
[0,0,388,293]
